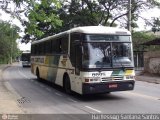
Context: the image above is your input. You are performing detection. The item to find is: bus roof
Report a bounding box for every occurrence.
[32,26,131,44]
[70,26,130,34]
[22,51,31,54]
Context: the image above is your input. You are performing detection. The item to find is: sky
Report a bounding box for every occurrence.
[134,8,160,31]
[0,6,160,51]
[0,10,31,51]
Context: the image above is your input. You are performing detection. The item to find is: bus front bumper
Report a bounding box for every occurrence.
[82,80,135,94]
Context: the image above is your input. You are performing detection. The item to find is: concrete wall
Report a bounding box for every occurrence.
[144,51,160,75]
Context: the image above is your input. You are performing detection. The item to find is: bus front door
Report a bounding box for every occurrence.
[74,45,82,93]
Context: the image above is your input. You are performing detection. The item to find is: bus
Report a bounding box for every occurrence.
[21,52,31,67]
[31,26,135,95]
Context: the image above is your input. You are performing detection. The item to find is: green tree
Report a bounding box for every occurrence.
[22,0,62,42]
[132,31,160,51]
[0,20,20,64]
[1,0,62,42]
[25,0,160,42]
[58,0,160,31]
[1,0,160,43]
[151,17,160,33]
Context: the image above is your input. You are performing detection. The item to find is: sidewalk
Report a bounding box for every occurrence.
[135,70,160,84]
[0,64,24,114]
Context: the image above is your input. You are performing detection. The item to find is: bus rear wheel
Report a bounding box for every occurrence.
[64,75,71,94]
[36,69,41,81]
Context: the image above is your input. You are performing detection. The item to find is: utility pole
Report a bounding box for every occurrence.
[10,24,13,64]
[128,0,131,32]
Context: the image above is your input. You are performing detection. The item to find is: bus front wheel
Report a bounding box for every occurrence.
[63,75,71,94]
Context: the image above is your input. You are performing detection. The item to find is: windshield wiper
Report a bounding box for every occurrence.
[113,56,125,70]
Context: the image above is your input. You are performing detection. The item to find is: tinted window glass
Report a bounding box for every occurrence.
[52,39,61,53]
[61,35,68,54]
[70,33,82,67]
[85,35,130,42]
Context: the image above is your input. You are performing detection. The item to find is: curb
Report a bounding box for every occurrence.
[135,76,160,84]
[0,64,24,114]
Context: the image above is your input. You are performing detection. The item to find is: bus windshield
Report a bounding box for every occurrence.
[82,42,133,68]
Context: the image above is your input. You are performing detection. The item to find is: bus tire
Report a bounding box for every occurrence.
[36,68,41,81]
[63,75,71,94]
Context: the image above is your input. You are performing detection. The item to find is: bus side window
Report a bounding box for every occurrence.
[51,40,55,53]
[37,43,41,55]
[61,35,68,54]
[70,33,79,67]
[31,45,34,55]
[49,41,52,54]
[52,39,61,54]
[45,41,52,54]
[34,45,37,55]
[35,44,38,55]
[57,38,62,53]
[42,43,45,55]
[75,45,81,75]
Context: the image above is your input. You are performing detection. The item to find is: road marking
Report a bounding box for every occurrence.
[18,68,29,79]
[46,88,52,92]
[55,92,63,96]
[85,106,101,113]
[67,98,77,103]
[40,84,45,88]
[124,91,160,100]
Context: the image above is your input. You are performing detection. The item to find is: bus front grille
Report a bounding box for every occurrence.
[101,76,123,82]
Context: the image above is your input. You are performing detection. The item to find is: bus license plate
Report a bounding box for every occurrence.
[109,84,118,88]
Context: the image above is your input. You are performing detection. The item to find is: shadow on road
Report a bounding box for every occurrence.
[32,78,127,102]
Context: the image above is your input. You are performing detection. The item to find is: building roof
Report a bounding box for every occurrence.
[142,38,160,46]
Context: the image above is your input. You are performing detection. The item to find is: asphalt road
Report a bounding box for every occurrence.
[2,63,160,119]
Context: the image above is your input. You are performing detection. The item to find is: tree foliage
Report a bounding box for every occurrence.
[151,17,160,33]
[1,0,160,43]
[22,0,62,42]
[60,0,160,29]
[1,0,62,42]
[59,0,129,30]
[26,0,160,42]
[132,31,160,51]
[0,20,20,64]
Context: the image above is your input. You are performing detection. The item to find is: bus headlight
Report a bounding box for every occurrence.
[124,75,134,80]
[84,77,101,83]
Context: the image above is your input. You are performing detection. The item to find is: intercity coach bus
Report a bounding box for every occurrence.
[31,26,135,94]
